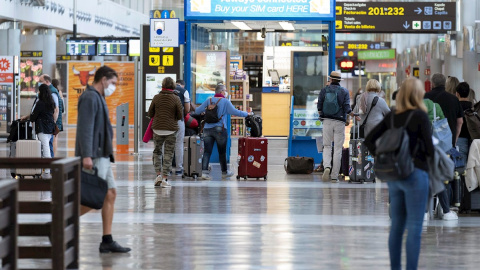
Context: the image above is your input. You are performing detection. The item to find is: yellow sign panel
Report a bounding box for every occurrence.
[153,10,161,18]
[163,55,173,66]
[158,66,165,73]
[336,20,343,30]
[170,10,176,18]
[149,55,160,66]
[149,43,160,53]
[163,47,174,53]
[413,69,420,77]
[336,6,342,15]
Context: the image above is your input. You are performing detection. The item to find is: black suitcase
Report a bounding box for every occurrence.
[349,115,375,183]
[459,175,480,213]
[339,148,349,177]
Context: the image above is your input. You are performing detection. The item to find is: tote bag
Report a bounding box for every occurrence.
[432,105,452,152]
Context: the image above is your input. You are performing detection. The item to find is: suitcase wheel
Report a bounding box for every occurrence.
[11,173,16,179]
[256,178,259,180]
[193,175,197,180]
[264,176,267,181]
[244,177,247,181]
[236,175,240,180]
[182,175,185,178]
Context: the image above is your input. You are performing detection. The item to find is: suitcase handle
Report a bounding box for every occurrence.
[352,113,360,140]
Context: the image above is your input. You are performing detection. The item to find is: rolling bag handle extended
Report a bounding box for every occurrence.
[352,113,360,140]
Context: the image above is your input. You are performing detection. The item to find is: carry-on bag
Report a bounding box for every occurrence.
[245,115,262,137]
[285,156,314,174]
[183,135,204,179]
[349,114,375,183]
[339,148,349,177]
[81,167,108,209]
[237,137,268,180]
[10,120,42,178]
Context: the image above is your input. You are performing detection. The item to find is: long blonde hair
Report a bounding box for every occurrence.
[396,77,427,114]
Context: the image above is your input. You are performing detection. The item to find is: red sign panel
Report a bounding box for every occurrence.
[0,57,14,83]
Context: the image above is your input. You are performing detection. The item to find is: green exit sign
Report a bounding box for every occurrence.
[358,49,396,60]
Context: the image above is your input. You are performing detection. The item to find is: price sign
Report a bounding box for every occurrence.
[336,2,456,33]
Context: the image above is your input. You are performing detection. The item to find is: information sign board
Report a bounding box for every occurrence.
[185,0,334,20]
[336,2,456,33]
[150,18,179,48]
[358,49,396,60]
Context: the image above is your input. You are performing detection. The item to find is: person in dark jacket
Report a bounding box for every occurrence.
[456,82,472,163]
[51,78,65,156]
[365,77,434,270]
[75,66,131,253]
[22,84,56,175]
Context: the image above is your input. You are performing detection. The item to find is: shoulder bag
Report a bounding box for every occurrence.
[81,167,108,209]
[432,104,453,152]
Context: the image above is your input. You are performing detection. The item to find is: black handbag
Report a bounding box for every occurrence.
[81,167,108,209]
[284,156,315,174]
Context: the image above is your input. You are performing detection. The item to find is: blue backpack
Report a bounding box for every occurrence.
[323,87,340,116]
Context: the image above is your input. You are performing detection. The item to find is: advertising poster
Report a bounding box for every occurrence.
[20,59,43,94]
[105,62,135,125]
[67,62,101,124]
[195,51,227,93]
[145,73,177,100]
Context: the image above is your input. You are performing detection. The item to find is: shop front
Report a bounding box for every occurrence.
[184,0,336,162]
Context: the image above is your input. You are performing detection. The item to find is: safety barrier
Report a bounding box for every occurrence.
[0,157,81,270]
[0,179,18,270]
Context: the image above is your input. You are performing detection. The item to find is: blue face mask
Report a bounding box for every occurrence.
[38,82,43,87]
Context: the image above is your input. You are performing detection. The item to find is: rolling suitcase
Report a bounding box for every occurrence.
[237,137,268,180]
[10,120,42,178]
[339,148,349,177]
[349,115,375,183]
[183,135,204,179]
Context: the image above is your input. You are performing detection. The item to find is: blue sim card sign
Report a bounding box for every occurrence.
[185,0,334,20]
[150,18,180,48]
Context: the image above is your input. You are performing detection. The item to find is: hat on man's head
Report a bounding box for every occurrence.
[328,71,343,81]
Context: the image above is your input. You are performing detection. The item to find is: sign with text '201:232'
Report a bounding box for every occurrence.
[150,18,179,48]
[185,0,335,19]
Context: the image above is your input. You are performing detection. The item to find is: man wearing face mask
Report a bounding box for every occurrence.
[75,66,131,253]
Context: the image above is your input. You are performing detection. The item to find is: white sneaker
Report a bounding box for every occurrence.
[442,211,458,220]
[322,167,331,181]
[201,171,211,180]
[161,179,171,188]
[154,176,162,187]
[222,170,234,178]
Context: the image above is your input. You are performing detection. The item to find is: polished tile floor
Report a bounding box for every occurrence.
[1,127,480,270]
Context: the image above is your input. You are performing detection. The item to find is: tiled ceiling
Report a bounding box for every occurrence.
[196,21,329,31]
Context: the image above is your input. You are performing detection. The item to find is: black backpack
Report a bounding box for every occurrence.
[204,98,223,124]
[245,115,262,137]
[374,111,416,181]
[174,86,186,116]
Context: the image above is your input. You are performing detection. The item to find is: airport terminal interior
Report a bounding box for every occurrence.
[1,0,480,269]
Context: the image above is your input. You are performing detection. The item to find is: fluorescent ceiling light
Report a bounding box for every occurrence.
[279,22,295,31]
[231,21,251,30]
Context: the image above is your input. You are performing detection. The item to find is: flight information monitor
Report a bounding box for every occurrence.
[97,39,128,56]
[66,39,96,56]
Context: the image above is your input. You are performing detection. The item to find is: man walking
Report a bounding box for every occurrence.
[317,71,352,183]
[424,73,463,220]
[173,80,191,175]
[75,66,131,252]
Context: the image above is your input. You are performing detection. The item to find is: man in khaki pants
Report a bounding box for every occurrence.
[317,71,352,182]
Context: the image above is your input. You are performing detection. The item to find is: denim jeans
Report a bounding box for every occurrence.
[49,135,54,158]
[456,137,469,164]
[388,168,429,270]
[203,126,228,172]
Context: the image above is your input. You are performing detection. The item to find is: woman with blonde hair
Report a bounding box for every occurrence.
[365,77,434,270]
[445,76,460,95]
[354,79,390,137]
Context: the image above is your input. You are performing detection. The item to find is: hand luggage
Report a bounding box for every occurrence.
[284,156,314,174]
[245,115,262,137]
[459,175,480,213]
[10,120,42,178]
[237,137,268,180]
[349,115,375,183]
[183,135,204,179]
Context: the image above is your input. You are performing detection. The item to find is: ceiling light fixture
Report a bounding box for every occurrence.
[279,21,295,31]
[231,21,252,31]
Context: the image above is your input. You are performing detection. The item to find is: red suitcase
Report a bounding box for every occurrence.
[237,137,268,181]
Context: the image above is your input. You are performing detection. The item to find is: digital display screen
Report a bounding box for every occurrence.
[66,39,96,56]
[128,39,140,57]
[97,39,128,56]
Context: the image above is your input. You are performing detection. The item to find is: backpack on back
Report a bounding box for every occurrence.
[322,86,341,116]
[374,111,416,181]
[464,102,480,140]
[204,98,223,124]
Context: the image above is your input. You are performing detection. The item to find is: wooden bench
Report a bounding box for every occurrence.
[0,179,18,270]
[0,158,81,270]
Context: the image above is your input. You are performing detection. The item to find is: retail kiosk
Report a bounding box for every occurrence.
[184,0,336,163]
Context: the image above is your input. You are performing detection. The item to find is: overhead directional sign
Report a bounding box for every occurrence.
[336,2,456,33]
